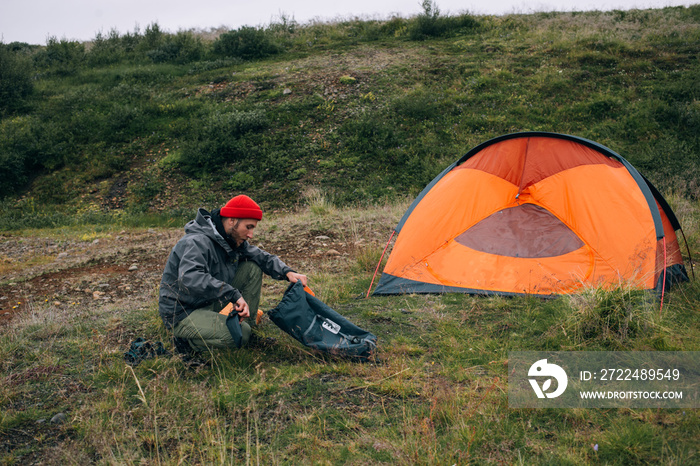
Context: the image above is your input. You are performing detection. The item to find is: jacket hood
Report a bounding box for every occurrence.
[185,208,235,255]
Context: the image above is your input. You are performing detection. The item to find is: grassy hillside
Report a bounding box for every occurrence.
[0,203,698,464]
[1,5,699,464]
[1,5,699,228]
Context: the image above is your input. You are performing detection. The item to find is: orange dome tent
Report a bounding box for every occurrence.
[373,133,690,297]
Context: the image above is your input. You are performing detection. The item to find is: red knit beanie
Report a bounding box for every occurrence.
[220,195,263,220]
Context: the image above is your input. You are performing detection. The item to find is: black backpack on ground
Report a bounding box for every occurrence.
[268,281,377,361]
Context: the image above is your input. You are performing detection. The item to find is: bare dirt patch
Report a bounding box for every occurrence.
[0,223,363,325]
[0,229,181,324]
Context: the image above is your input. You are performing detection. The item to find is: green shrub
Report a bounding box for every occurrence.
[147,31,204,64]
[83,24,206,66]
[0,115,75,197]
[0,44,33,115]
[342,18,386,42]
[213,26,281,60]
[87,29,128,65]
[0,150,27,197]
[104,103,147,143]
[86,27,148,65]
[409,0,443,40]
[408,1,480,40]
[33,37,85,74]
[379,16,409,37]
[127,169,165,212]
[109,82,150,102]
[178,109,269,174]
[3,41,39,54]
[83,23,208,66]
[223,172,256,190]
[138,23,166,53]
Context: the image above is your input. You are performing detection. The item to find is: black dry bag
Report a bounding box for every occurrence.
[268,281,377,360]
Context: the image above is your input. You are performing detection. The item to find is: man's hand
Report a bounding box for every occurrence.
[234,296,250,322]
[286,272,308,286]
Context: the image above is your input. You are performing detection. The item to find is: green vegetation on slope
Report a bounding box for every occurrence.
[0,5,699,229]
[1,6,699,462]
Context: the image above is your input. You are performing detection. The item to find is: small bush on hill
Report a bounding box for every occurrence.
[0,44,34,115]
[177,109,270,174]
[0,116,72,198]
[408,0,480,40]
[84,24,207,66]
[103,103,147,143]
[138,23,166,53]
[213,26,281,60]
[33,37,85,74]
[0,150,27,197]
[87,30,129,65]
[147,31,205,64]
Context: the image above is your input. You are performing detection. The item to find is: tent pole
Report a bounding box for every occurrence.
[366,230,396,298]
[660,236,667,317]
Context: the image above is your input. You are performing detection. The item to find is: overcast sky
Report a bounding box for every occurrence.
[1,0,696,45]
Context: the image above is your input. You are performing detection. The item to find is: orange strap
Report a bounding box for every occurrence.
[219,302,234,316]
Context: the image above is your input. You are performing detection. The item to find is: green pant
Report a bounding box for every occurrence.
[173,261,263,351]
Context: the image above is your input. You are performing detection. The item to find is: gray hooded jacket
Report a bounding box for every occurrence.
[158,208,293,329]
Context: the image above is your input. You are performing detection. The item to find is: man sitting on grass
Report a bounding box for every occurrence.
[158,194,308,352]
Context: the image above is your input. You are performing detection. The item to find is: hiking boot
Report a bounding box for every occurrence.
[172,337,210,367]
[173,336,195,355]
